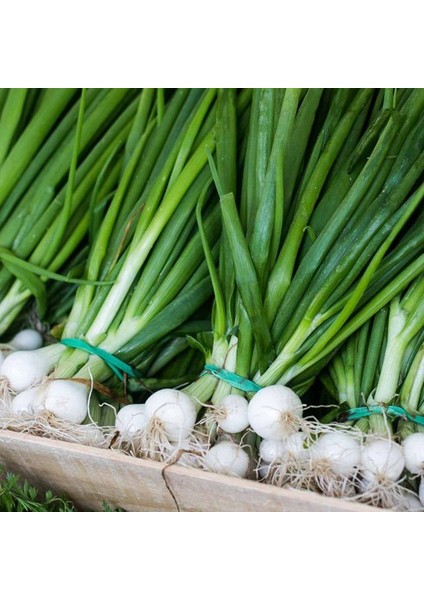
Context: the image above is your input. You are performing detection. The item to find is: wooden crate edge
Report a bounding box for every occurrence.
[0,429,384,512]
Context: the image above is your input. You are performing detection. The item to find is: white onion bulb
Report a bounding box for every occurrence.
[44,380,88,424]
[259,439,286,464]
[248,385,303,440]
[284,432,309,461]
[310,431,361,478]
[361,439,405,483]
[144,388,197,442]
[0,345,64,393]
[116,404,148,439]
[217,394,249,434]
[400,489,423,511]
[11,387,46,415]
[204,440,250,478]
[10,329,43,351]
[402,433,424,475]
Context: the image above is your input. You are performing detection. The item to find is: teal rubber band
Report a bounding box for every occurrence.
[340,405,424,427]
[60,338,141,381]
[202,364,262,393]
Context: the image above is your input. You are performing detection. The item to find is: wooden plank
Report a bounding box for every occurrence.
[163,464,383,512]
[0,430,383,512]
[0,430,177,512]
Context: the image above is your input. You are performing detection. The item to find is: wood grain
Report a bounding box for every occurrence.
[163,464,382,511]
[0,429,176,511]
[0,430,383,512]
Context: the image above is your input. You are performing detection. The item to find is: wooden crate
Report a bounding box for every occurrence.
[0,429,382,512]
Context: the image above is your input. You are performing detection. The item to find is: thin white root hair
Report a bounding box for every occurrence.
[110,421,209,465]
[85,368,100,426]
[0,409,110,447]
[353,475,413,511]
[260,457,304,488]
[198,404,228,429]
[296,459,358,498]
[133,416,175,462]
[0,376,15,413]
[297,414,365,441]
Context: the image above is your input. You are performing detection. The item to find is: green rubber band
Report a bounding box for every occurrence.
[60,338,141,382]
[339,405,424,427]
[202,364,262,393]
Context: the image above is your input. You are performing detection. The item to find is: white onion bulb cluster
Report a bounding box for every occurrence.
[11,379,89,424]
[114,388,198,459]
[0,329,89,425]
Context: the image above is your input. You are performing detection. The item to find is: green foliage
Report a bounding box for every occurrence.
[0,465,76,512]
[0,465,125,512]
[101,501,125,512]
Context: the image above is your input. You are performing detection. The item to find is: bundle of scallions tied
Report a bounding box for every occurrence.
[141,87,423,502]
[0,88,226,443]
[0,88,423,511]
[321,272,424,509]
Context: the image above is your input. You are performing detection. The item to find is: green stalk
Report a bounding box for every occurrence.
[288,254,424,383]
[0,89,28,167]
[0,210,91,333]
[274,89,423,339]
[0,88,77,206]
[124,88,156,165]
[401,342,424,414]
[269,146,284,266]
[29,137,126,271]
[283,88,324,208]
[298,102,377,261]
[108,90,198,248]
[215,89,237,334]
[220,192,274,373]
[235,303,254,378]
[0,101,134,332]
[291,89,354,206]
[78,129,215,344]
[87,90,211,300]
[62,112,156,336]
[241,91,261,235]
[196,184,226,340]
[373,278,424,405]
[42,89,87,265]
[12,90,134,252]
[167,89,216,189]
[121,202,219,331]
[0,90,136,255]
[354,211,424,309]
[272,130,423,350]
[257,181,424,386]
[0,89,9,114]
[360,308,388,401]
[249,89,301,288]
[63,92,198,333]
[383,88,395,110]
[125,175,212,318]
[56,273,214,382]
[0,89,106,227]
[265,88,374,323]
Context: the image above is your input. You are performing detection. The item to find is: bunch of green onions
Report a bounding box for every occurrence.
[172,88,424,488]
[177,89,424,410]
[0,88,423,510]
[0,88,142,334]
[0,88,237,436]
